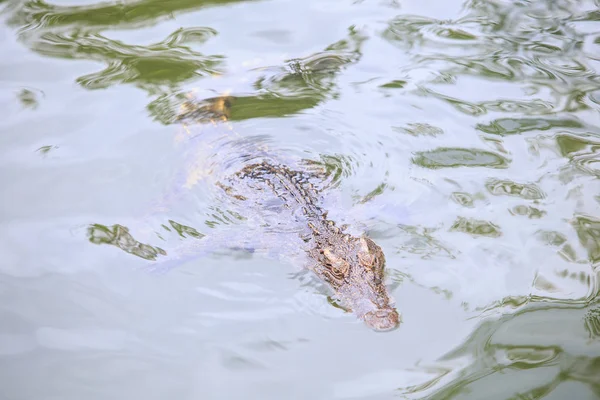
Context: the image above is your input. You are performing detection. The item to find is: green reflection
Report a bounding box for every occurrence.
[557,134,590,156]
[226,95,322,121]
[485,179,545,200]
[30,29,223,89]
[17,88,40,109]
[35,144,58,156]
[88,223,166,261]
[449,217,502,238]
[357,183,387,204]
[153,92,325,125]
[412,148,509,169]
[584,307,600,339]
[477,118,586,136]
[5,0,249,91]
[555,133,600,158]
[437,29,477,41]
[424,87,555,116]
[382,14,479,50]
[379,80,407,89]
[450,192,475,208]
[5,0,367,120]
[247,26,366,104]
[7,0,257,30]
[380,0,600,117]
[509,205,546,219]
[393,123,443,137]
[552,131,600,178]
[423,302,600,399]
[536,230,568,247]
[165,219,205,239]
[572,215,600,265]
[151,26,366,123]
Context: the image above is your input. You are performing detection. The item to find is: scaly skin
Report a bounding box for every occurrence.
[232,161,400,331]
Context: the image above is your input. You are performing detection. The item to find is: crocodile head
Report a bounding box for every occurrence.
[313,235,400,331]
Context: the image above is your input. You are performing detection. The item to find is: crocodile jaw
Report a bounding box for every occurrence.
[341,290,400,331]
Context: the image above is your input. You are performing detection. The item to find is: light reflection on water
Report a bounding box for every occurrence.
[1,0,600,398]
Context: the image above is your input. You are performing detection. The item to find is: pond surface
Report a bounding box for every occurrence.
[1,0,600,398]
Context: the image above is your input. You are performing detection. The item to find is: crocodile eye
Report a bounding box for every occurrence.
[358,254,374,268]
[358,237,380,265]
[323,248,350,277]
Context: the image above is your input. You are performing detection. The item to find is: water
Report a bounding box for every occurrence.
[1,0,600,398]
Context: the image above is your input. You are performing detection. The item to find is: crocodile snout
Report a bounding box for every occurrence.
[364,308,400,332]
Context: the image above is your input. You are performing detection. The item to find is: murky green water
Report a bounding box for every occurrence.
[1,0,600,398]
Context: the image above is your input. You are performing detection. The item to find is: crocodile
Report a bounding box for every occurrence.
[225,161,400,331]
[90,93,401,331]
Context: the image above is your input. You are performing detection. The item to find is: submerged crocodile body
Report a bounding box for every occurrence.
[90,94,400,331]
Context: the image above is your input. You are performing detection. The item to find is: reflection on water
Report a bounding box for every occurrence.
[423,301,600,399]
[6,0,252,29]
[88,223,166,260]
[1,0,600,397]
[148,25,367,124]
[585,306,600,339]
[412,147,510,169]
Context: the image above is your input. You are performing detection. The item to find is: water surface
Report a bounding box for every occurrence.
[1,0,600,399]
